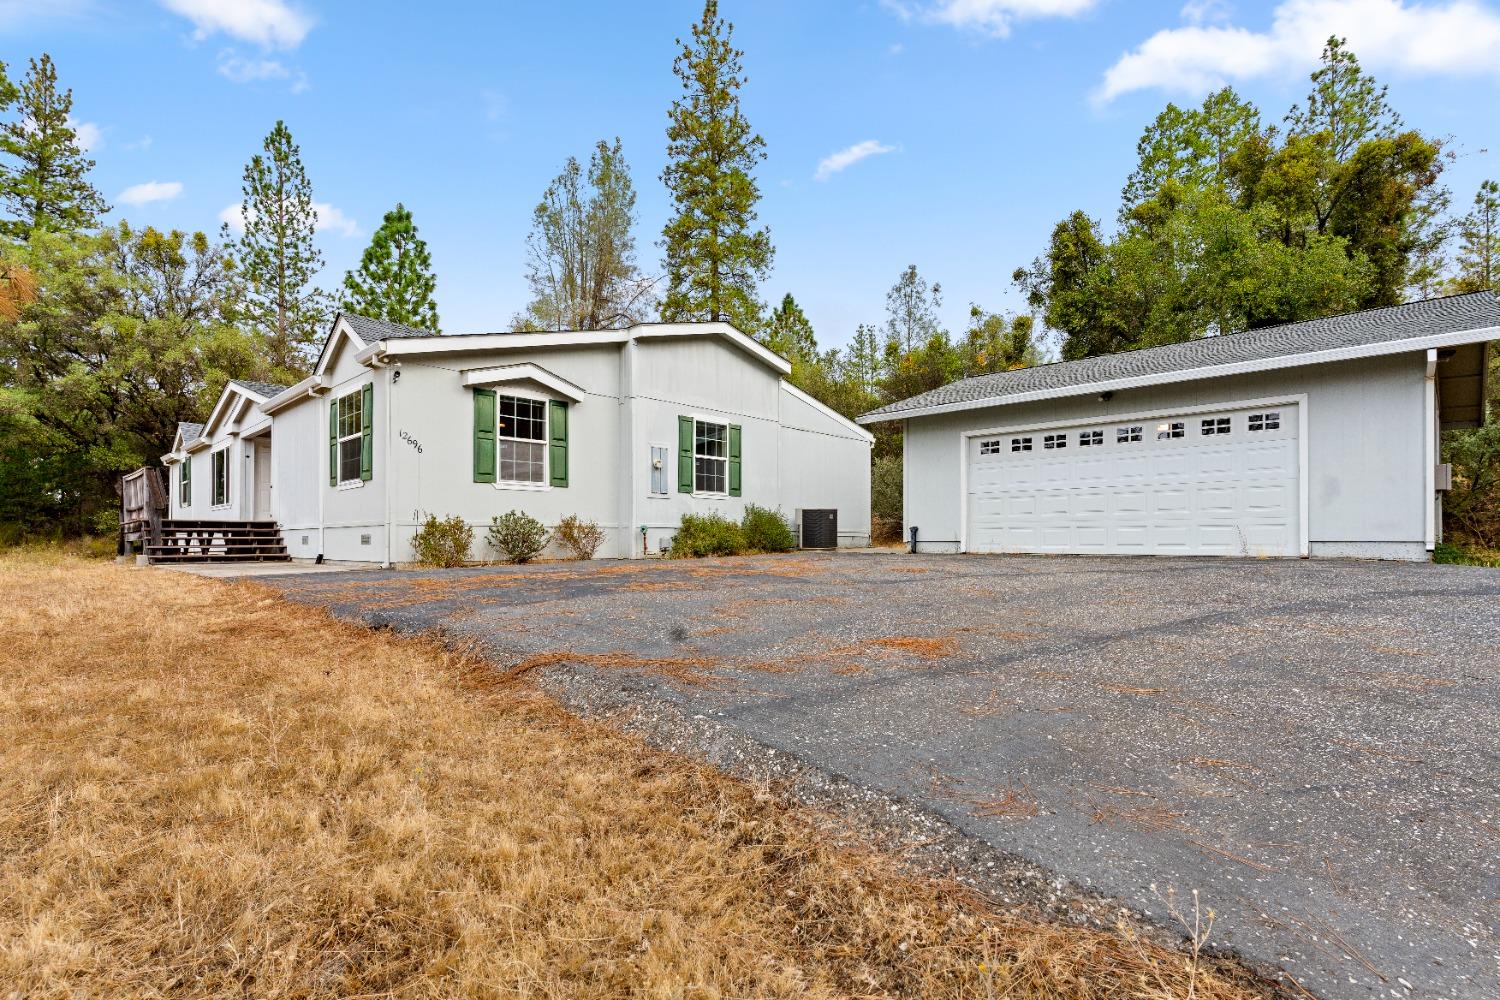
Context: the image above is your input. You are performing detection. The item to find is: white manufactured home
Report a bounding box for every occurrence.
[162,314,873,564]
[859,293,1499,561]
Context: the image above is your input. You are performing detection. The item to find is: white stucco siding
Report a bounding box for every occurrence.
[900,353,1428,555]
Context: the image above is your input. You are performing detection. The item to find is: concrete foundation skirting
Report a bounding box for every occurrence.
[1308,541,1428,562]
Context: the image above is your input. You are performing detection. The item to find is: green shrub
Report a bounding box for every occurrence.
[740,504,795,552]
[669,512,746,558]
[411,515,473,568]
[1434,541,1500,568]
[872,454,902,523]
[488,510,550,563]
[555,514,606,560]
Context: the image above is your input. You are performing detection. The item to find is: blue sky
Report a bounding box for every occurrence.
[5,0,1500,350]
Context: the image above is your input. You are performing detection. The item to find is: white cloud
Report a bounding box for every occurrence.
[884,0,1099,37]
[117,180,183,206]
[815,140,899,181]
[219,200,358,238]
[71,119,102,153]
[160,0,312,48]
[124,135,154,151]
[313,202,358,238]
[216,50,290,83]
[1097,0,1500,103]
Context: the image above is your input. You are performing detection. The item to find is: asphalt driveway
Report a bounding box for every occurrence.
[265,553,1500,1000]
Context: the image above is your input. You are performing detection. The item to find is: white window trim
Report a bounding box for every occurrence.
[179,459,191,507]
[691,415,730,498]
[955,392,1310,558]
[648,441,672,498]
[334,388,366,488]
[493,389,551,491]
[210,446,231,510]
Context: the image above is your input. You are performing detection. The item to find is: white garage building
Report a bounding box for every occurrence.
[859,294,1499,561]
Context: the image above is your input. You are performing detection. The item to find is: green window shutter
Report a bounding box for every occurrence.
[548,399,569,488]
[677,415,694,493]
[473,388,496,483]
[728,424,742,497]
[360,382,374,481]
[329,399,338,486]
[181,460,190,506]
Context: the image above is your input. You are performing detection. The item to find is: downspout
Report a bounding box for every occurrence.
[384,358,397,569]
[618,337,638,558]
[1424,349,1437,553]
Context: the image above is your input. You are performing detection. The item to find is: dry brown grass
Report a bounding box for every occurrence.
[0,553,1273,999]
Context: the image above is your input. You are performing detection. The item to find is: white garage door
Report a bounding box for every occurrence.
[966,404,1301,557]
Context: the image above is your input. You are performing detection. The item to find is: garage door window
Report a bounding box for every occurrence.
[1117,426,1143,443]
[979,439,1002,455]
[1156,421,1185,440]
[1249,412,1281,431]
[1043,433,1067,450]
[1079,430,1103,447]
[1011,437,1033,453]
[1201,417,1231,436]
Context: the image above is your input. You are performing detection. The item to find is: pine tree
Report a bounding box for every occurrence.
[341,203,440,332]
[0,54,108,239]
[231,120,329,377]
[659,0,773,333]
[1447,179,1499,294]
[764,293,815,361]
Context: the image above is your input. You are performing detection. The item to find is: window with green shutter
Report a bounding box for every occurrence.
[179,459,191,507]
[682,417,739,495]
[332,386,370,485]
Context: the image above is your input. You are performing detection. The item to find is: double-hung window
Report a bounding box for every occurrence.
[498,395,547,485]
[179,460,191,507]
[212,449,229,506]
[694,419,729,494]
[335,389,366,485]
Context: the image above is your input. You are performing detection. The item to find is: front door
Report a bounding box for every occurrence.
[253,438,272,520]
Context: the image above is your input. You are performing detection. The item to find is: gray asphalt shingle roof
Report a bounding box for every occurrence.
[231,379,292,399]
[859,292,1500,422]
[341,313,439,344]
[177,421,203,445]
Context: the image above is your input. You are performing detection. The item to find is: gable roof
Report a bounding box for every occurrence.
[229,379,291,400]
[314,313,440,375]
[859,292,1500,423]
[177,421,204,446]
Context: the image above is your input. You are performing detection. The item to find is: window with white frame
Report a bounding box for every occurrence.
[1156,421,1185,440]
[335,389,366,485]
[1011,436,1033,453]
[179,460,191,506]
[1117,426,1143,443]
[979,439,1002,455]
[1043,433,1067,450]
[1248,411,1281,432]
[498,394,547,484]
[650,444,670,495]
[1079,429,1104,447]
[1201,417,1231,436]
[212,449,229,506]
[694,419,728,493]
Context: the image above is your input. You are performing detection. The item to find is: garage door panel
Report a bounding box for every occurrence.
[967,404,1300,557]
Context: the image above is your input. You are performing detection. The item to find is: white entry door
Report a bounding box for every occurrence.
[966,403,1301,557]
[253,438,272,520]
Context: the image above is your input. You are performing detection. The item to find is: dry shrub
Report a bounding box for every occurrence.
[0,553,1270,1000]
[410,513,473,567]
[554,514,606,560]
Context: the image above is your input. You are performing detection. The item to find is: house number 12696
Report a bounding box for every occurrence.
[400,430,423,454]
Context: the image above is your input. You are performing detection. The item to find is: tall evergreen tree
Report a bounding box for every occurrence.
[341,203,440,332]
[519,139,650,331]
[764,293,815,361]
[231,120,329,377]
[0,55,108,240]
[659,0,773,333]
[884,264,942,355]
[1448,180,1499,294]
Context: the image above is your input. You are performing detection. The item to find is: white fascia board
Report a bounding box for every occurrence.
[259,374,328,414]
[314,317,370,377]
[631,322,793,375]
[856,326,1500,425]
[461,363,587,402]
[780,381,875,442]
[374,329,629,360]
[201,382,248,437]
